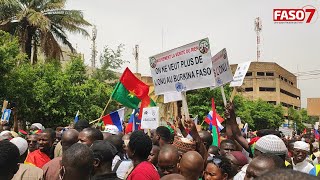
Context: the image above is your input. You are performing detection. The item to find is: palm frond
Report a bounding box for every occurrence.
[27,9,50,31]
[0,0,23,22]
[42,0,66,11]
[51,24,75,53]
[40,30,62,60]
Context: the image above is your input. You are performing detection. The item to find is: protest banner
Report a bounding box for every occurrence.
[211,48,233,88]
[211,48,233,106]
[230,61,251,87]
[164,91,182,103]
[141,107,159,130]
[1,109,11,122]
[149,38,214,95]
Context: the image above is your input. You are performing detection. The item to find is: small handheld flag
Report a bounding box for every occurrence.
[74,110,79,123]
[125,109,140,134]
[102,108,125,132]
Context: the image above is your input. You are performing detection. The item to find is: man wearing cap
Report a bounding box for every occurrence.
[10,137,43,180]
[91,140,121,180]
[292,141,316,176]
[234,134,288,180]
[102,125,120,140]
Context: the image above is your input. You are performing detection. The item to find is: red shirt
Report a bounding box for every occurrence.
[25,149,51,168]
[127,161,160,180]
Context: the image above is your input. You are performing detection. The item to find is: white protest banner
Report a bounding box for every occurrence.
[164,91,182,103]
[141,107,159,130]
[149,38,214,95]
[230,61,251,87]
[211,48,233,88]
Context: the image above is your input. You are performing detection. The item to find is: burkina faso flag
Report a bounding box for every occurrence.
[112,67,155,109]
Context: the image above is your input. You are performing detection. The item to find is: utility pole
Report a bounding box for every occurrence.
[91,25,97,68]
[254,17,262,62]
[133,45,139,73]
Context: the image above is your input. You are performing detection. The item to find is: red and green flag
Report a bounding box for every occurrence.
[112,67,156,112]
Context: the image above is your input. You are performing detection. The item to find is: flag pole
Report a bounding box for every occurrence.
[89,96,113,124]
[220,86,227,106]
[181,91,190,122]
[230,87,237,102]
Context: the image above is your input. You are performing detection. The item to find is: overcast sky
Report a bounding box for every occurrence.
[66,0,320,108]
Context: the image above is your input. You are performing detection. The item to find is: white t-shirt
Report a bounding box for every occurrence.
[233,164,248,180]
[112,155,133,179]
[292,158,316,176]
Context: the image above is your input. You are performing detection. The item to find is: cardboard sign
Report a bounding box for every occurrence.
[1,109,11,122]
[1,100,8,113]
[211,48,233,88]
[164,91,182,103]
[141,107,159,130]
[230,61,251,87]
[149,38,214,95]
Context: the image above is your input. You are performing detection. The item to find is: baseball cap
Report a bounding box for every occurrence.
[90,140,118,162]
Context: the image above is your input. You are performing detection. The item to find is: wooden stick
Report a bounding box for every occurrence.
[89,96,113,124]
[220,86,227,106]
[181,91,189,126]
[100,96,113,119]
[230,88,237,102]
[89,117,101,124]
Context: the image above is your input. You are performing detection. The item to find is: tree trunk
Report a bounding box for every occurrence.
[25,27,37,64]
[25,28,32,61]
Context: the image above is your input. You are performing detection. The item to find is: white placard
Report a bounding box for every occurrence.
[141,107,159,130]
[230,61,251,87]
[314,122,319,129]
[149,38,214,95]
[211,48,233,88]
[164,91,182,103]
[236,117,241,124]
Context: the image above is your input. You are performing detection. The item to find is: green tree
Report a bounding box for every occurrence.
[288,107,304,131]
[0,0,91,63]
[187,86,285,130]
[5,56,118,128]
[93,44,127,81]
[0,30,27,98]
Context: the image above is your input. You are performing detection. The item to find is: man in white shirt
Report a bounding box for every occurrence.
[292,141,316,176]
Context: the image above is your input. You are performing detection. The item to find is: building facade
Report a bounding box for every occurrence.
[230,62,301,111]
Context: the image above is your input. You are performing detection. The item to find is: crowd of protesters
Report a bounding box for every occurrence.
[0,102,319,180]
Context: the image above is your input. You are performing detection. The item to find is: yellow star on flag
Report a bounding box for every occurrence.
[128,90,136,98]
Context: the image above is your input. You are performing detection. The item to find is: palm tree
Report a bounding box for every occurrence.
[0,0,91,63]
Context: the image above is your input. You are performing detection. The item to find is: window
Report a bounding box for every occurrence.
[281,102,293,108]
[280,89,300,99]
[246,72,252,77]
[284,78,288,82]
[266,72,274,76]
[268,101,277,105]
[245,87,253,92]
[259,87,276,92]
[290,82,293,85]
[257,72,265,76]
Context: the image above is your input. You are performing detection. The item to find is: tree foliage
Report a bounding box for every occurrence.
[0,0,91,63]
[187,86,285,130]
[0,30,119,127]
[5,57,118,127]
[93,44,127,81]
